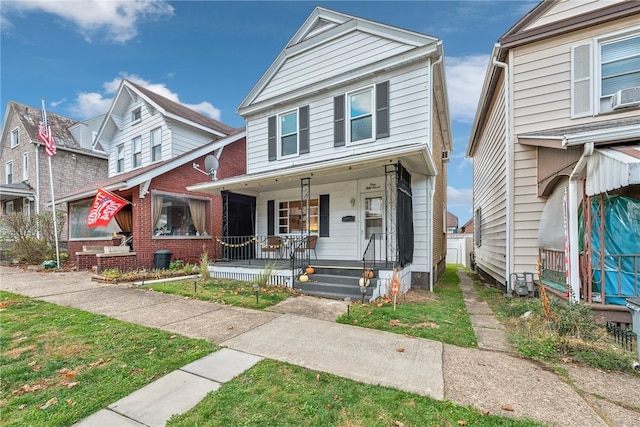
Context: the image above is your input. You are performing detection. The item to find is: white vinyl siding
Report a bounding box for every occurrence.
[255,31,412,104]
[511,15,640,135]
[246,63,430,174]
[472,80,507,284]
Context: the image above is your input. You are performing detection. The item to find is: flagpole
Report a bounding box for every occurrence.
[41,98,61,269]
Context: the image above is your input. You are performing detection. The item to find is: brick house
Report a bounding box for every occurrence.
[0,101,108,239]
[56,80,246,271]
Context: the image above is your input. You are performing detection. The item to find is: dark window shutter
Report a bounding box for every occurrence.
[267,200,275,236]
[333,95,345,147]
[319,194,329,237]
[268,116,277,161]
[299,105,309,154]
[376,81,389,138]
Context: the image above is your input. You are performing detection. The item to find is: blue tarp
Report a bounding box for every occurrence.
[584,195,640,305]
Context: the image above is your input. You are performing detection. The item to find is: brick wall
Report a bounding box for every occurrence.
[96,253,138,273]
[70,137,246,271]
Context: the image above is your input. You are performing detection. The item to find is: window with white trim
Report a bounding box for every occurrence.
[150,128,162,162]
[132,107,141,123]
[116,144,125,173]
[132,136,142,168]
[152,192,210,237]
[349,87,373,142]
[5,161,13,184]
[22,152,28,181]
[572,31,640,117]
[278,199,318,234]
[280,111,298,157]
[11,128,19,148]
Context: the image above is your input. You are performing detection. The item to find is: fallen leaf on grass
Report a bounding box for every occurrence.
[89,358,105,367]
[457,421,468,426]
[392,421,405,427]
[12,383,47,396]
[326,404,333,409]
[66,399,76,406]
[65,372,75,379]
[147,347,156,355]
[67,382,80,389]
[501,404,514,411]
[316,374,321,381]
[38,397,58,410]
[170,335,177,339]
[18,404,26,410]
[28,361,37,367]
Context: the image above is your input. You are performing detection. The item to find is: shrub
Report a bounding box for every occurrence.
[0,212,65,263]
[199,251,211,280]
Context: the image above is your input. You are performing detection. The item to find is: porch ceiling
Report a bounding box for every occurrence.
[586,145,640,196]
[187,144,435,196]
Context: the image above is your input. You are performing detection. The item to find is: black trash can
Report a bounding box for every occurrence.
[154,250,172,270]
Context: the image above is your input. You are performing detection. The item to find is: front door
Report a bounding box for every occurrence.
[361,193,384,256]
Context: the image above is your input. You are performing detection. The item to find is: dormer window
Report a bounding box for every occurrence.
[132,107,142,123]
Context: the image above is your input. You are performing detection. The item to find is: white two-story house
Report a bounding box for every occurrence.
[467,0,640,320]
[189,7,452,296]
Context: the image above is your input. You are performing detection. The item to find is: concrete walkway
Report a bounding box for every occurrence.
[2,266,638,427]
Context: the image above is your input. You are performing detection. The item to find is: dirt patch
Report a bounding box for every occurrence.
[392,288,436,304]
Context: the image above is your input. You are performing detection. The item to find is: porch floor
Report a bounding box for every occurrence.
[211,258,396,271]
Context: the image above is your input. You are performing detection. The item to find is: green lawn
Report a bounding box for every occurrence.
[167,359,543,427]
[142,277,294,309]
[336,266,477,347]
[0,291,216,426]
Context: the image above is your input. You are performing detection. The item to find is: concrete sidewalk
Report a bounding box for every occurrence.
[2,266,638,427]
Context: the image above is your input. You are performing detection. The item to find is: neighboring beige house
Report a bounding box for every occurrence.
[189,7,452,296]
[0,101,108,239]
[467,0,639,316]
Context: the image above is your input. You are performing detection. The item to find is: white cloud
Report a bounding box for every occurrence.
[447,186,473,208]
[445,54,490,124]
[68,73,221,121]
[3,0,173,43]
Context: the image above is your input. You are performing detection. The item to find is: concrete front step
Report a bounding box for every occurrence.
[295,280,374,301]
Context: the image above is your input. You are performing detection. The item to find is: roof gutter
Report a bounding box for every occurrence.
[428,51,443,293]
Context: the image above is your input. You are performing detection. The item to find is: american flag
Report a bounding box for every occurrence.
[38,118,56,157]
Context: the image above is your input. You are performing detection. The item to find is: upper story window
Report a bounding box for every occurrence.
[267,106,309,161]
[132,137,142,168]
[5,161,13,184]
[334,81,389,146]
[280,111,298,157]
[22,152,28,181]
[349,88,373,142]
[572,31,640,117]
[11,129,19,148]
[116,144,125,173]
[150,128,162,162]
[132,107,142,123]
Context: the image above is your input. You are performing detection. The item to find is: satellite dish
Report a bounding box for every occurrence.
[204,155,219,181]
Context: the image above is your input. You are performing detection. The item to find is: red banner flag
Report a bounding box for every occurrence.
[87,188,129,228]
[38,120,56,157]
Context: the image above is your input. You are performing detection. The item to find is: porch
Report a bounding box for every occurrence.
[539,248,637,325]
[206,233,406,301]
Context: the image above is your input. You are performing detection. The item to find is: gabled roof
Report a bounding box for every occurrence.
[1,101,106,159]
[238,6,441,115]
[499,0,640,49]
[94,79,238,151]
[56,129,246,204]
[467,0,640,157]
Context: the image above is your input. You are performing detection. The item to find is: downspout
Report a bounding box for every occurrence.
[492,48,511,292]
[429,50,443,293]
[567,141,594,303]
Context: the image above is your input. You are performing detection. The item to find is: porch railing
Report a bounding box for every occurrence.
[539,248,640,303]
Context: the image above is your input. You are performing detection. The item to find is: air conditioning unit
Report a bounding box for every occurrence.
[442,150,450,163]
[611,87,640,110]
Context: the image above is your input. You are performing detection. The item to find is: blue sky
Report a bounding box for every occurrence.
[1,0,538,223]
